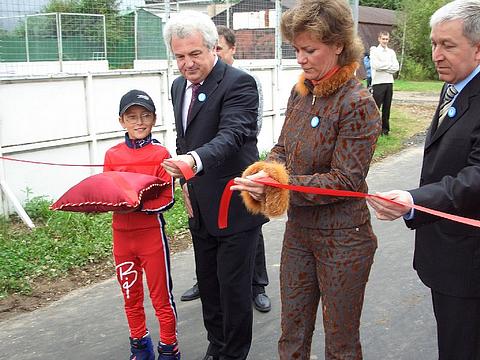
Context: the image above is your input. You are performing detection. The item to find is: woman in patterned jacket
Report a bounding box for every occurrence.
[232,0,381,358]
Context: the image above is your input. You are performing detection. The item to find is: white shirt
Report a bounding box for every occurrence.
[182,81,203,133]
[370,44,399,85]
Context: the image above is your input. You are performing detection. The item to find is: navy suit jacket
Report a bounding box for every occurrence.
[406,71,480,297]
[171,60,267,236]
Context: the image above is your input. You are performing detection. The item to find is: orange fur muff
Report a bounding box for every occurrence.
[240,161,289,218]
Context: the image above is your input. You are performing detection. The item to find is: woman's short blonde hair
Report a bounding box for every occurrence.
[281,0,364,66]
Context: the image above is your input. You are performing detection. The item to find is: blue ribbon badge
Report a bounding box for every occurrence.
[311,116,320,128]
[198,93,206,102]
[447,107,456,118]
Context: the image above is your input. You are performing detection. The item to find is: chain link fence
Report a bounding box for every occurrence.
[0,0,362,77]
[0,0,300,77]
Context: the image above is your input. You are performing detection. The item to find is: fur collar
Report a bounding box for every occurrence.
[295,62,359,98]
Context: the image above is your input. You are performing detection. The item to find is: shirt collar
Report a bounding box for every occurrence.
[125,133,152,149]
[452,64,480,94]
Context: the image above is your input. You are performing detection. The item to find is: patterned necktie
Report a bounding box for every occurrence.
[437,84,458,127]
[187,83,201,123]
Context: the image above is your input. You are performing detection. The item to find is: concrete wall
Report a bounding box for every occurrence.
[0,59,301,214]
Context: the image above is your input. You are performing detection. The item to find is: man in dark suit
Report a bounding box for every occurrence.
[367,1,480,358]
[161,10,267,360]
[180,24,272,314]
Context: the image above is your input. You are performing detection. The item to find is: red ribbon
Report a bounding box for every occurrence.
[0,155,162,168]
[170,160,195,180]
[218,176,480,229]
[4,155,479,229]
[0,155,196,181]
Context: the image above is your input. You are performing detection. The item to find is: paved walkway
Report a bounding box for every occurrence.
[393,91,439,104]
[0,145,437,360]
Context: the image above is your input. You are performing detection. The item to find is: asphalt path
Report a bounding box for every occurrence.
[0,144,437,360]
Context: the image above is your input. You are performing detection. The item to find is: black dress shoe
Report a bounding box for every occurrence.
[253,293,271,312]
[180,282,200,301]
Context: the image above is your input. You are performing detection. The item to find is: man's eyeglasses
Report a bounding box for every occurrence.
[124,112,155,124]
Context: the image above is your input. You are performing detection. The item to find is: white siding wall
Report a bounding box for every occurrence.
[0,60,301,214]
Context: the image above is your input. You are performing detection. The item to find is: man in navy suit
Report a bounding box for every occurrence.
[161,10,267,360]
[367,1,480,358]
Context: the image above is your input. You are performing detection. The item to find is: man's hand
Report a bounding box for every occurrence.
[366,190,413,221]
[162,154,196,179]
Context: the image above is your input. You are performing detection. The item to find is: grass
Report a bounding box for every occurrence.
[393,79,443,93]
[0,187,188,299]
[373,105,430,161]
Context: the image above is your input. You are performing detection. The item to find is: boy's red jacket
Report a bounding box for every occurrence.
[104,138,175,229]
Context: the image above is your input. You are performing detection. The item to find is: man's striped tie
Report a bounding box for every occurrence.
[438,84,458,127]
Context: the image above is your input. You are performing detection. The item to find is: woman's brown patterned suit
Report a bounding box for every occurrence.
[270,63,381,359]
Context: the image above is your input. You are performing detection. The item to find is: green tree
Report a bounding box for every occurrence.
[41,0,132,68]
[394,0,449,79]
[360,0,401,10]
[42,0,79,13]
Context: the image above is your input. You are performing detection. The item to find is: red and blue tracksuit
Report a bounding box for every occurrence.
[103,134,177,344]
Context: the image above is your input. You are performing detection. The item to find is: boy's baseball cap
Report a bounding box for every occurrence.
[119,89,156,116]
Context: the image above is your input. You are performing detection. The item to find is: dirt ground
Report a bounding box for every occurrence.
[0,231,193,322]
[0,98,438,323]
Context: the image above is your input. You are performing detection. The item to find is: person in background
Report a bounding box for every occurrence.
[161,10,267,360]
[370,31,399,135]
[180,25,271,314]
[104,89,180,360]
[367,1,480,358]
[231,0,381,358]
[363,50,372,91]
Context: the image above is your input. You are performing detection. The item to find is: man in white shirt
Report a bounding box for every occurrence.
[370,31,399,135]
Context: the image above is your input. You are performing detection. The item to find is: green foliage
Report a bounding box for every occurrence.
[373,106,429,160]
[43,0,119,14]
[393,0,450,80]
[0,189,188,299]
[0,197,113,298]
[42,0,78,12]
[41,0,133,69]
[163,187,189,236]
[399,57,436,80]
[359,0,401,10]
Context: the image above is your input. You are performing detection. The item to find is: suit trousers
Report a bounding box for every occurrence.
[252,231,269,296]
[431,289,480,360]
[191,216,261,360]
[372,83,393,134]
[278,221,376,360]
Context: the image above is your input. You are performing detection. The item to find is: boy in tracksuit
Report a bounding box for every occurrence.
[103,89,180,360]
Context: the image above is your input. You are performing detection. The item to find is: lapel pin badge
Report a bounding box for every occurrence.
[198,93,206,102]
[447,107,456,118]
[311,116,320,128]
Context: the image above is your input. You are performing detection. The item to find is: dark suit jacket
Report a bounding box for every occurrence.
[406,71,480,297]
[171,60,267,236]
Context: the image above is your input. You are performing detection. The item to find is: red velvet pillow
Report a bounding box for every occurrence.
[50,171,171,213]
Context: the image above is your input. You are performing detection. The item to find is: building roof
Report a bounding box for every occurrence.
[277,1,396,25]
[358,6,396,25]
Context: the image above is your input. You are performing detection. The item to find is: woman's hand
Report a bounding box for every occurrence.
[231,170,268,201]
